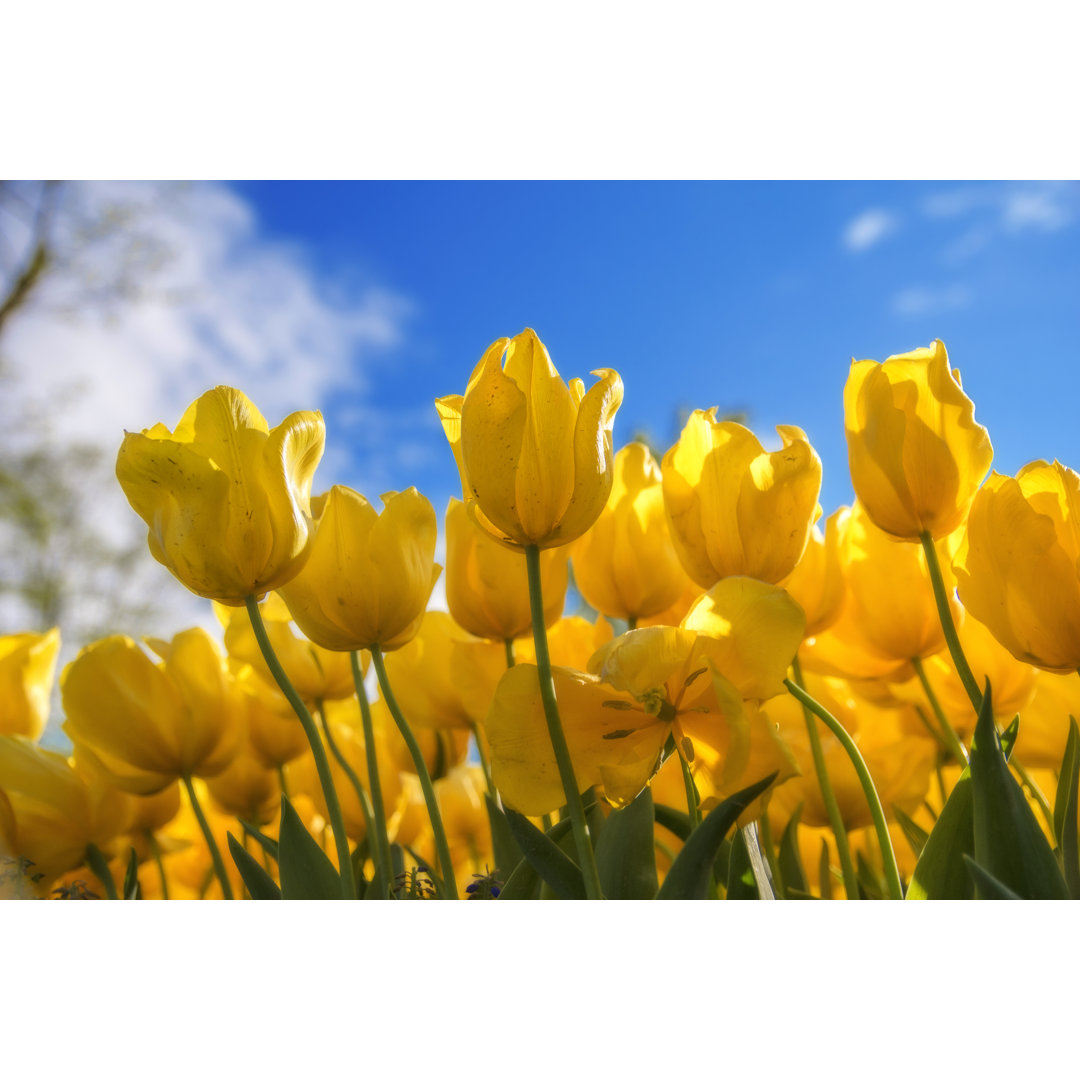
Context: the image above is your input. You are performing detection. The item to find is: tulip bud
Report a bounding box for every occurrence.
[572,442,694,622]
[445,498,567,641]
[278,486,441,653]
[436,328,623,549]
[116,386,325,603]
[953,460,1080,672]
[0,628,61,740]
[662,412,822,587]
[844,340,993,541]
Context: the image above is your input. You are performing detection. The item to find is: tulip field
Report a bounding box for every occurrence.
[2,328,1078,901]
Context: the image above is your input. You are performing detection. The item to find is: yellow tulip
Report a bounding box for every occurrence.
[485,663,664,816]
[206,749,280,825]
[800,502,954,679]
[0,736,132,889]
[116,386,325,603]
[382,612,489,731]
[572,442,694,623]
[662,411,822,587]
[216,593,359,703]
[435,328,623,549]
[783,511,846,638]
[1012,670,1080,770]
[954,461,1080,672]
[278,485,441,652]
[844,339,993,541]
[488,579,804,818]
[679,576,807,701]
[445,498,568,641]
[238,671,311,769]
[61,629,241,794]
[0,628,61,740]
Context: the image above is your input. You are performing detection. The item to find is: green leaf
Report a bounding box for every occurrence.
[504,809,587,900]
[855,852,884,901]
[818,839,832,901]
[1000,714,1020,759]
[908,766,975,900]
[1053,717,1080,899]
[725,828,759,899]
[962,855,1022,900]
[484,793,524,884]
[969,683,1068,900]
[240,819,279,862]
[653,803,692,842]
[778,805,808,899]
[656,773,777,900]
[228,833,281,900]
[122,847,141,900]
[277,795,346,900]
[595,786,658,899]
[894,806,930,861]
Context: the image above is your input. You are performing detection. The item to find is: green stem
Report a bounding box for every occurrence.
[627,615,638,631]
[791,655,859,901]
[920,532,982,714]
[784,678,904,900]
[911,655,969,765]
[504,638,516,668]
[525,544,604,900]
[181,774,233,900]
[244,595,356,900]
[352,651,394,900]
[679,752,701,829]
[85,843,119,900]
[472,721,496,799]
[148,832,169,900]
[371,646,459,900]
[277,763,289,799]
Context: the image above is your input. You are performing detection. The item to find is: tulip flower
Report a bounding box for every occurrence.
[0,735,133,891]
[953,461,1080,672]
[662,411,822,587]
[116,386,325,603]
[61,629,241,795]
[445,498,568,642]
[0,628,61,740]
[800,502,955,680]
[1012,670,1080,770]
[572,442,695,624]
[844,340,993,541]
[435,328,623,549]
[278,485,441,653]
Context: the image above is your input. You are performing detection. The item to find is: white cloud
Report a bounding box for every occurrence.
[1002,185,1074,232]
[842,208,899,252]
[923,181,1078,255]
[891,283,973,317]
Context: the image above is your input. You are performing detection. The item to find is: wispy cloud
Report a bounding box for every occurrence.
[842,208,899,252]
[923,181,1078,263]
[891,283,974,317]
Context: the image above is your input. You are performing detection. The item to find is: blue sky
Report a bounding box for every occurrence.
[230,180,1080,519]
